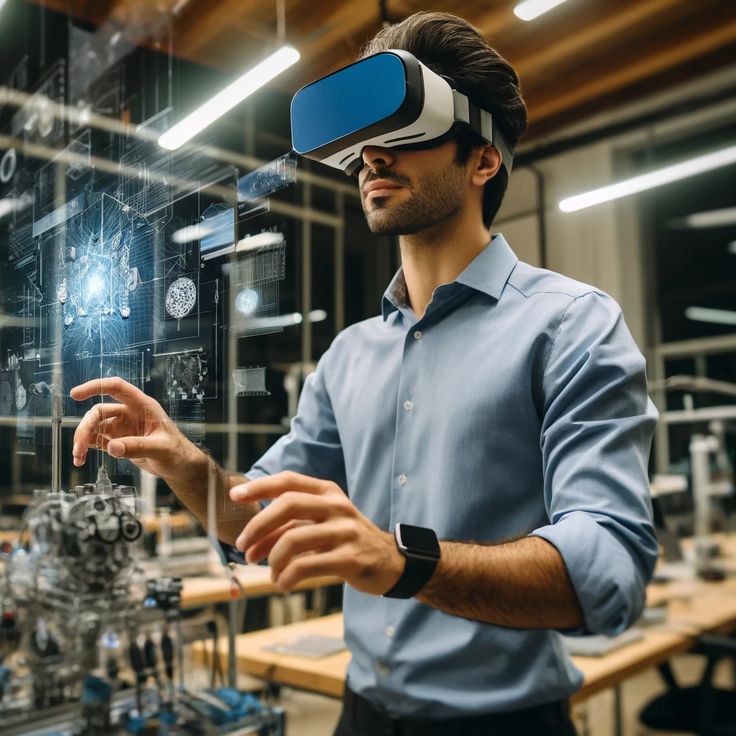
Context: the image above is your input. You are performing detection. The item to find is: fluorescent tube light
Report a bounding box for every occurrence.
[685,306,736,326]
[514,0,569,21]
[159,45,300,150]
[236,231,285,252]
[682,207,736,229]
[559,144,736,213]
[172,223,213,244]
[244,309,327,332]
[668,207,736,229]
[728,241,736,255]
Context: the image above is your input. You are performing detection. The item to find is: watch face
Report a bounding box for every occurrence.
[396,523,440,557]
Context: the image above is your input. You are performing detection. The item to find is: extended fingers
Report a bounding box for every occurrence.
[267,520,354,575]
[105,434,179,462]
[238,492,350,551]
[72,404,127,466]
[70,377,151,407]
[230,471,336,503]
[273,550,346,592]
[241,519,314,563]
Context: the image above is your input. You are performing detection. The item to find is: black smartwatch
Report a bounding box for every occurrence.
[383,523,441,599]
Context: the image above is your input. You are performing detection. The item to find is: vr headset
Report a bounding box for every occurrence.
[290,49,513,177]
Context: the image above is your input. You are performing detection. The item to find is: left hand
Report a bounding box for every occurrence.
[230,471,403,594]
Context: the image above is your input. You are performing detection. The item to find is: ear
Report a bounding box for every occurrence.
[470,144,502,187]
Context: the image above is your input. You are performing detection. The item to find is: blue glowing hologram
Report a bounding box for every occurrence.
[235,288,259,316]
[36,194,155,369]
[166,351,209,401]
[11,59,66,145]
[237,197,270,223]
[163,350,209,446]
[64,130,92,181]
[0,148,17,183]
[32,192,86,238]
[200,205,235,257]
[233,367,269,397]
[165,277,197,320]
[237,152,297,202]
[229,238,286,337]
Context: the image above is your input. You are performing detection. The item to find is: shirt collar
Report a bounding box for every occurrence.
[381,234,518,321]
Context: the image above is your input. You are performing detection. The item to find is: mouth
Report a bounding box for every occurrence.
[363,179,404,199]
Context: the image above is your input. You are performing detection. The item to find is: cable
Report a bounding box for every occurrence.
[206,620,223,688]
[128,640,145,713]
[144,636,161,693]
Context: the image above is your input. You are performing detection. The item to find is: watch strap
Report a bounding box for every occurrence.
[383,550,439,599]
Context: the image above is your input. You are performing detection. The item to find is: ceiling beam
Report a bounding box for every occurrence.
[527,15,736,124]
[293,0,380,60]
[175,0,268,57]
[471,2,518,45]
[514,0,689,82]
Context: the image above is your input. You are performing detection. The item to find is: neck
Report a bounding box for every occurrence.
[399,207,491,319]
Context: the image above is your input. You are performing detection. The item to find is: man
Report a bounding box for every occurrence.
[71,12,658,736]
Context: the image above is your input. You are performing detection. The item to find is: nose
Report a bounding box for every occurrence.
[361,146,396,173]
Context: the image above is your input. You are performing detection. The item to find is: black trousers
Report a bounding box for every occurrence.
[333,687,578,736]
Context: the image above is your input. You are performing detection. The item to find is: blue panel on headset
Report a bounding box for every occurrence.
[291,53,407,154]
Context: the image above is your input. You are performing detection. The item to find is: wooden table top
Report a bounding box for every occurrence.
[192,570,736,703]
[181,567,342,608]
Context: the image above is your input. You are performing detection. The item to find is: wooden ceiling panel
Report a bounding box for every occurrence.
[22,0,736,141]
[512,0,690,83]
[175,0,273,57]
[525,11,736,125]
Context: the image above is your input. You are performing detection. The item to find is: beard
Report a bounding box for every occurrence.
[361,159,467,236]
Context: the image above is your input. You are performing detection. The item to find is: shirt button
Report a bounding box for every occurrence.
[398,474,408,486]
[403,399,413,411]
[385,626,395,638]
[413,330,423,340]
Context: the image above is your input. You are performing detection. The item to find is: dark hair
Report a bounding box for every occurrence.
[361,12,527,228]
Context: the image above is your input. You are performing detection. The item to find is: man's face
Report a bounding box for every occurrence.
[358,141,469,237]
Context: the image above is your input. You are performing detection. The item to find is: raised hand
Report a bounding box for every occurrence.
[70,377,202,483]
[230,471,403,594]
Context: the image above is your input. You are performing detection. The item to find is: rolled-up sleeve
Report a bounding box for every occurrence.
[530,291,658,636]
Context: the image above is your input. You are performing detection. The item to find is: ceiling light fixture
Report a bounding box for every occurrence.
[158,45,300,150]
[514,0,569,22]
[559,144,736,213]
[685,306,736,326]
[678,207,736,229]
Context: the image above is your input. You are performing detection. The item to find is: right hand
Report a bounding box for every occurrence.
[70,377,201,482]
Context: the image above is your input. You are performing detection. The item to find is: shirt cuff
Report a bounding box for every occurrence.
[530,511,648,636]
[215,469,270,566]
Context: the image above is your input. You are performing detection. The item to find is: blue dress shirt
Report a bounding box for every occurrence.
[230,234,658,717]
